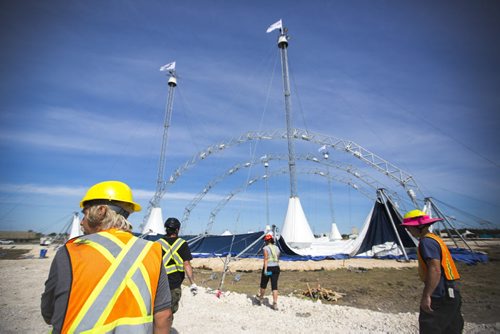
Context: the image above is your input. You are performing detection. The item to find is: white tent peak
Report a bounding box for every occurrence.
[280,197,314,248]
[69,212,83,239]
[142,207,165,235]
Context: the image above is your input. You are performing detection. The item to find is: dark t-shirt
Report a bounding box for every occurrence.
[161,237,193,289]
[419,237,447,298]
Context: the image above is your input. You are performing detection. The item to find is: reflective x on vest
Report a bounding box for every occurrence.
[68,232,156,333]
[158,238,186,274]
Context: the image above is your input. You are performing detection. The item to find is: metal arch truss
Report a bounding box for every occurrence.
[144,128,423,223]
[205,166,376,234]
[181,153,403,225]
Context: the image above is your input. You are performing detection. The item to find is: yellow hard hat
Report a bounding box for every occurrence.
[404,209,426,219]
[80,180,142,212]
[402,209,442,226]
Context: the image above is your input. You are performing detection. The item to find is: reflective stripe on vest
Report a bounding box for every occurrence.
[158,238,186,275]
[417,233,460,282]
[266,245,279,263]
[65,230,158,333]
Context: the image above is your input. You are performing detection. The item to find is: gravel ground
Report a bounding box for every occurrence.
[0,244,499,333]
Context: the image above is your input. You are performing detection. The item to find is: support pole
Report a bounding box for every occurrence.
[426,197,473,252]
[264,162,270,227]
[277,29,298,198]
[216,235,236,296]
[152,74,177,207]
[235,232,265,259]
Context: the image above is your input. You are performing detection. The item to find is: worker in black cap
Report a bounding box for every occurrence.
[157,217,197,314]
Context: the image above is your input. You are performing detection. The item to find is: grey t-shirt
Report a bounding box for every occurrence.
[41,240,171,333]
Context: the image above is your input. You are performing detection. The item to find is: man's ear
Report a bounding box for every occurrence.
[97,205,108,216]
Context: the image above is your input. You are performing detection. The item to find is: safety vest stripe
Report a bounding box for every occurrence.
[164,264,184,274]
[93,241,153,330]
[130,268,151,315]
[417,233,460,282]
[71,237,152,332]
[79,239,116,264]
[80,316,154,334]
[445,257,456,280]
[158,238,186,274]
[90,232,125,257]
[172,253,184,264]
[139,264,152,297]
[101,230,126,249]
[266,245,278,263]
[69,236,139,332]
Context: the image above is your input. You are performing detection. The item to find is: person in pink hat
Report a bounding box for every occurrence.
[402,209,463,334]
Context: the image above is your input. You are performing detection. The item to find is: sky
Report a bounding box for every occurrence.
[1,0,499,236]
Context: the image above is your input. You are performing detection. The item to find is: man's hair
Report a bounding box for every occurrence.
[84,205,132,232]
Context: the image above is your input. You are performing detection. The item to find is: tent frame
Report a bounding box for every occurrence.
[424,197,473,252]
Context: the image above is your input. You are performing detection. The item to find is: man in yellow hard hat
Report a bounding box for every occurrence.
[41,181,173,333]
[402,209,463,334]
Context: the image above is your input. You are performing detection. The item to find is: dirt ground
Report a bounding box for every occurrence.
[1,239,499,325]
[193,240,500,324]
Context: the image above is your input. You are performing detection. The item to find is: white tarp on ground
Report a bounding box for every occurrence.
[142,207,165,235]
[286,205,374,256]
[282,202,417,257]
[280,197,315,248]
[68,213,83,239]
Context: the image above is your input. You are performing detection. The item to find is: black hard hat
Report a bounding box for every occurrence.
[164,217,181,230]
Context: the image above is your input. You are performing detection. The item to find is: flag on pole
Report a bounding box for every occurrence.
[266,19,282,33]
[160,61,176,72]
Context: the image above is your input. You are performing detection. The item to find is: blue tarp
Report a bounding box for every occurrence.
[134,232,488,264]
[405,247,488,265]
[189,232,265,257]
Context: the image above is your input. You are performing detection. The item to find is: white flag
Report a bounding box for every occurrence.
[160,61,176,72]
[266,19,282,33]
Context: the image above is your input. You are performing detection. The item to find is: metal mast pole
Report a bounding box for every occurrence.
[152,72,177,207]
[264,161,270,226]
[322,150,336,224]
[277,28,298,198]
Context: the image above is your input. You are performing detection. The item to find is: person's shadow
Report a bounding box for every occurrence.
[247,294,271,308]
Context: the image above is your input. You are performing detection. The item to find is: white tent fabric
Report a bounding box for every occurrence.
[68,213,83,239]
[141,207,165,235]
[280,201,417,258]
[329,223,342,241]
[221,230,232,236]
[280,197,315,248]
[287,205,374,256]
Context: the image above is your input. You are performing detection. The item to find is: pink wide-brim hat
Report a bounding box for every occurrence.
[401,215,443,226]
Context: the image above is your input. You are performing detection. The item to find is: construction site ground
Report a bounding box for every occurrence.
[1,239,498,325]
[192,239,500,324]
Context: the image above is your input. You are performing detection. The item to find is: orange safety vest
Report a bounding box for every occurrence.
[417,233,460,282]
[157,238,187,275]
[62,229,162,333]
